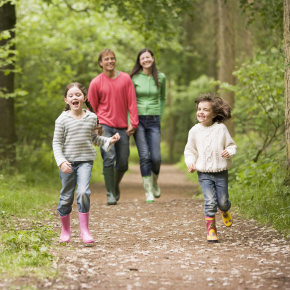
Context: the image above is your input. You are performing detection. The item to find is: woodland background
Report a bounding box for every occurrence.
[0,0,289,277]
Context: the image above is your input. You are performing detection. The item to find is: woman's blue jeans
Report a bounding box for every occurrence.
[57,161,93,217]
[197,170,231,217]
[134,115,161,177]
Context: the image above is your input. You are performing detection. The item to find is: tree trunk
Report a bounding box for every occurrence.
[0,1,17,167]
[284,0,290,170]
[217,0,235,136]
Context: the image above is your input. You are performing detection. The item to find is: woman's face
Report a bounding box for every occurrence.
[139,51,154,69]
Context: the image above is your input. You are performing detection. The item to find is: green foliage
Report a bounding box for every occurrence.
[162,75,214,161]
[235,161,277,186]
[0,173,58,217]
[229,162,290,236]
[104,0,194,43]
[239,0,283,34]
[0,215,58,277]
[1,224,55,255]
[220,47,284,162]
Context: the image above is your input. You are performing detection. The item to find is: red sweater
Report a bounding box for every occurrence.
[88,72,139,129]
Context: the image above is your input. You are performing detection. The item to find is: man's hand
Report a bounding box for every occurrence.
[110,133,121,144]
[126,124,136,136]
[187,163,196,173]
[60,161,72,173]
[221,150,230,159]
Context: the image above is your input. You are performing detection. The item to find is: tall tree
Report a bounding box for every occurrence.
[0,0,17,166]
[217,0,235,136]
[284,0,290,170]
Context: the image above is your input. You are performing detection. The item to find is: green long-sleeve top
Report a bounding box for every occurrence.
[132,71,166,118]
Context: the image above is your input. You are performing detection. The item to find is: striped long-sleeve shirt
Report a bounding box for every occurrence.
[53,110,112,167]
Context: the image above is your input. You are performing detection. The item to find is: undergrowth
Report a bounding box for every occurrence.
[0,211,58,278]
[177,155,290,238]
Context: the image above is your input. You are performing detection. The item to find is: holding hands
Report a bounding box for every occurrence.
[187,163,196,173]
[110,133,121,144]
[126,124,136,136]
[60,161,72,173]
[221,150,229,159]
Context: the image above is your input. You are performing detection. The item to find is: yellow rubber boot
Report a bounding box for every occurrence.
[220,211,233,227]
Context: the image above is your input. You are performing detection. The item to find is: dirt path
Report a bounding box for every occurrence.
[46,165,289,289]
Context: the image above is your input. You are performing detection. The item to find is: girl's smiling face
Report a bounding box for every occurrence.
[65,86,86,113]
[196,101,217,126]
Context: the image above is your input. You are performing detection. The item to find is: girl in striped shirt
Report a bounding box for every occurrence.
[53,82,120,244]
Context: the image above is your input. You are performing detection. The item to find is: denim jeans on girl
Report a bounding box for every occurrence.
[100,124,129,172]
[57,161,93,217]
[197,170,231,217]
[134,115,161,177]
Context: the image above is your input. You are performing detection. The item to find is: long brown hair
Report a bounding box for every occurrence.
[64,82,104,135]
[130,48,159,88]
[195,93,232,123]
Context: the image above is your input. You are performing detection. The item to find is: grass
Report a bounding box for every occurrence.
[0,144,111,282]
[0,169,59,280]
[229,168,290,238]
[177,156,290,238]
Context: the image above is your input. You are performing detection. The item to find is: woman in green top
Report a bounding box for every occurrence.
[130,48,166,203]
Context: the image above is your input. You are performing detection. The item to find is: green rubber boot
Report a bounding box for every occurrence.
[142,176,154,203]
[152,172,161,198]
[115,170,125,202]
[103,167,117,205]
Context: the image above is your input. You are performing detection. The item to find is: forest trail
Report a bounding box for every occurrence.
[47,165,289,289]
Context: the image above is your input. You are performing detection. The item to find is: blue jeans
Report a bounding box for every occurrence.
[57,161,93,217]
[197,170,231,217]
[100,124,129,172]
[134,115,161,177]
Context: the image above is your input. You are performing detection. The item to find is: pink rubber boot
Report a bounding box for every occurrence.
[59,214,71,243]
[78,212,94,243]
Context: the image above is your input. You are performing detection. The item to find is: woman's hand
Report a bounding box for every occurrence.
[187,163,196,173]
[110,133,121,144]
[221,150,230,159]
[60,161,72,173]
[126,124,136,136]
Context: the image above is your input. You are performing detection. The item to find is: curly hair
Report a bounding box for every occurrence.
[64,82,104,136]
[195,93,232,123]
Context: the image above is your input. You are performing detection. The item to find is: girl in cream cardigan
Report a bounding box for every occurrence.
[184,93,237,243]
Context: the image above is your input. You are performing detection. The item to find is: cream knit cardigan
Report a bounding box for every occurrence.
[184,123,237,173]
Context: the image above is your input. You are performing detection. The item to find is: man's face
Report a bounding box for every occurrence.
[99,52,116,71]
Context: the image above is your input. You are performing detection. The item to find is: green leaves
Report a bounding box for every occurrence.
[1,224,56,254]
[220,47,284,162]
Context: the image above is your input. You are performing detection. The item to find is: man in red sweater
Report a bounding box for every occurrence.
[88,49,139,205]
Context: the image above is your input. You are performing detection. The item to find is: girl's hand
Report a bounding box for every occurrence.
[221,150,230,159]
[188,163,196,173]
[60,161,72,173]
[110,133,120,144]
